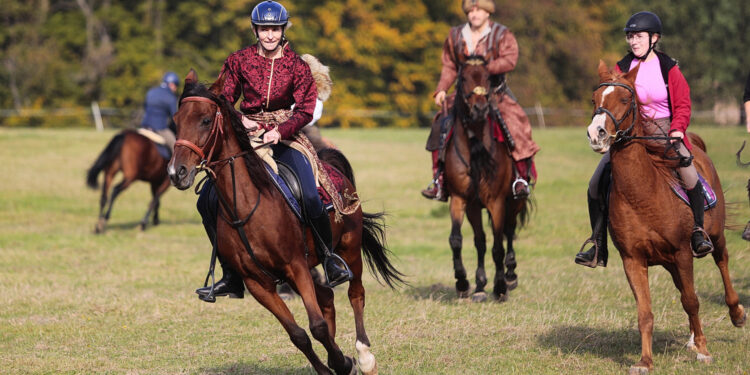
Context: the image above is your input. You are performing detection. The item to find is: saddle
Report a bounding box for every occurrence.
[136,128,171,160]
[264,161,336,222]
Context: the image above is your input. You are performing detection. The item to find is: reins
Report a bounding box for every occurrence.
[595,81,692,166]
[179,95,283,292]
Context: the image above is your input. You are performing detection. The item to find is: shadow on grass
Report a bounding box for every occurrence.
[199,362,314,375]
[537,325,683,367]
[404,282,509,304]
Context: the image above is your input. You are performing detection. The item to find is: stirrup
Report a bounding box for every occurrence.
[323,253,353,288]
[575,237,601,268]
[691,226,714,258]
[512,178,530,199]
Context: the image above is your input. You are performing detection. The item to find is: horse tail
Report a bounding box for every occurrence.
[361,211,407,289]
[317,147,356,188]
[87,132,126,189]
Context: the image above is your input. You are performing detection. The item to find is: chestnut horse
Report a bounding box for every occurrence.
[444,56,529,302]
[168,70,402,375]
[86,130,170,233]
[587,60,746,373]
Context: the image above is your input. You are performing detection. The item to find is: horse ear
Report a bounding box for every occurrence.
[597,60,610,81]
[209,72,225,95]
[185,69,198,85]
[623,63,640,84]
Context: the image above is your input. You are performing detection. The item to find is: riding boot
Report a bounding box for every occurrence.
[195,255,245,299]
[311,212,353,288]
[686,181,714,257]
[421,165,447,201]
[575,192,608,268]
[194,199,244,300]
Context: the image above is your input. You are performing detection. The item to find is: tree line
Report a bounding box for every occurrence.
[1,0,747,128]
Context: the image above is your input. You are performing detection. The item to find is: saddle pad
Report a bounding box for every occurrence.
[135,129,171,160]
[670,173,717,210]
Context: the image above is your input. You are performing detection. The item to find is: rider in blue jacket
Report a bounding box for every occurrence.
[141,72,179,152]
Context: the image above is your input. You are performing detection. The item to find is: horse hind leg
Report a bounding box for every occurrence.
[95,166,119,233]
[449,197,470,298]
[503,214,518,291]
[465,203,488,303]
[710,236,746,327]
[141,178,170,231]
[345,257,378,375]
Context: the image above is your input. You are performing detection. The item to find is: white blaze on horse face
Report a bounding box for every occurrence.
[587,86,615,142]
[167,160,176,178]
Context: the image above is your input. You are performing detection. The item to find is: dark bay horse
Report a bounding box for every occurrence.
[444,56,529,302]
[168,70,402,375]
[86,130,170,233]
[587,60,746,373]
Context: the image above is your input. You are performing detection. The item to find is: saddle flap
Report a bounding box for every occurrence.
[669,173,717,210]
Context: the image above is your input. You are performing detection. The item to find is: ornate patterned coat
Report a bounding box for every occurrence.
[219,43,318,140]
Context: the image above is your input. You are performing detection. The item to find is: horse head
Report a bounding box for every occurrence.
[168,69,231,190]
[587,60,640,153]
[457,55,491,130]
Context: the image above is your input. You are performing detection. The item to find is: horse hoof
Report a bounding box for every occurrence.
[493,293,508,303]
[696,353,713,364]
[505,277,518,291]
[471,291,488,303]
[457,290,470,299]
[628,365,650,375]
[344,355,357,375]
[731,305,746,327]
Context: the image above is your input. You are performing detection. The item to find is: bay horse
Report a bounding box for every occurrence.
[86,130,171,233]
[444,55,529,302]
[168,70,402,375]
[587,60,746,373]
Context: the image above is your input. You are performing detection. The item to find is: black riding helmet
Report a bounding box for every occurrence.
[624,11,662,60]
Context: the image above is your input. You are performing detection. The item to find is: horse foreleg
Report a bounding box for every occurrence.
[291,263,353,375]
[465,203,487,302]
[622,257,654,373]
[449,197,469,298]
[141,178,170,230]
[503,210,518,291]
[710,236,746,327]
[245,277,333,375]
[346,256,377,375]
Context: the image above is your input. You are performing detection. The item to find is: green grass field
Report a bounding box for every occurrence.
[1,126,748,374]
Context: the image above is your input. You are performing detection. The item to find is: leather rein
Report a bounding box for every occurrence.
[177,95,282,285]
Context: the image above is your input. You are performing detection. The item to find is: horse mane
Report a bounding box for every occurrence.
[180,82,272,192]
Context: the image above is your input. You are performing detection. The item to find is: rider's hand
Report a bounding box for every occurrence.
[670,131,684,144]
[434,91,446,107]
[263,128,281,145]
[242,116,260,133]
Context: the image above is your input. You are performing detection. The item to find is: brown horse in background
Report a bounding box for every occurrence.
[444,56,529,303]
[86,130,170,233]
[733,141,750,240]
[587,60,746,373]
[168,70,402,375]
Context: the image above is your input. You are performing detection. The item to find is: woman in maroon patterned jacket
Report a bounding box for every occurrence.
[195,1,351,301]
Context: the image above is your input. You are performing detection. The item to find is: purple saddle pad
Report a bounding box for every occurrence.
[670,173,717,210]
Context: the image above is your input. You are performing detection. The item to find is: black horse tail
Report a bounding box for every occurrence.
[87,132,126,189]
[361,211,407,289]
[317,147,356,188]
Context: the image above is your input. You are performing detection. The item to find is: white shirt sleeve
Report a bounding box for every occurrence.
[306,98,323,127]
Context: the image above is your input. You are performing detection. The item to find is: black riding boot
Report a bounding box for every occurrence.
[686,181,714,257]
[575,192,608,268]
[311,212,353,288]
[194,195,244,300]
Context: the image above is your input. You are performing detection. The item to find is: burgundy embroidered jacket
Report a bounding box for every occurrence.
[219,43,318,140]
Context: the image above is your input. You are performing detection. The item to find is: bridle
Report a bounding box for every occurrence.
[594,80,691,165]
[173,94,282,290]
[593,81,638,143]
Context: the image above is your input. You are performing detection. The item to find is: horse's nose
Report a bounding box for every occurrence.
[598,127,607,139]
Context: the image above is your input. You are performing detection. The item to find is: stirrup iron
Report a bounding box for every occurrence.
[323,253,353,288]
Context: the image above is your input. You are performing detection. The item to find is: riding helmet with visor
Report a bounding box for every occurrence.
[251,1,289,26]
[624,11,662,60]
[162,71,179,85]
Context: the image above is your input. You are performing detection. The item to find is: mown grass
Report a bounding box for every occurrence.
[0,126,748,374]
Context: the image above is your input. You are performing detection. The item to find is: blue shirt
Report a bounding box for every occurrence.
[141,85,177,131]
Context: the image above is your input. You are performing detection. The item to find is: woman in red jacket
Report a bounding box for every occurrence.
[575,11,713,268]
